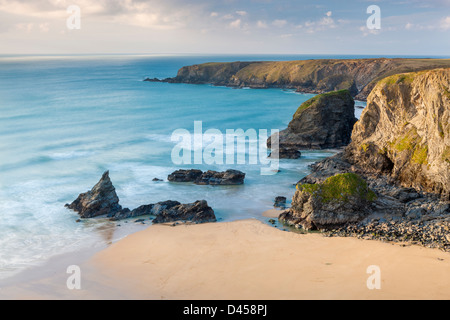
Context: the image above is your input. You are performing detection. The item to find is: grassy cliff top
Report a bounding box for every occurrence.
[173,58,450,99]
[293,90,352,119]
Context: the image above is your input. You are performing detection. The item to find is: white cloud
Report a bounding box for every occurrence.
[405,22,414,30]
[441,16,450,30]
[272,19,287,28]
[257,20,268,28]
[229,19,241,28]
[0,0,197,30]
[304,16,337,33]
[326,11,332,17]
[210,12,218,17]
[223,14,234,20]
[236,11,247,16]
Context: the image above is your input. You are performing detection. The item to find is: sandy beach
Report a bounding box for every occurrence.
[1,219,449,300]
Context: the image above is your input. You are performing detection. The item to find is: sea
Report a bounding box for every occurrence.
[0,54,374,280]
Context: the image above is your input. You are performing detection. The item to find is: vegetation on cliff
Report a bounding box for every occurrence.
[163,58,450,100]
[345,68,450,197]
[297,173,377,204]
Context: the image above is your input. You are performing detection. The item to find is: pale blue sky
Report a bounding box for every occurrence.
[0,0,449,55]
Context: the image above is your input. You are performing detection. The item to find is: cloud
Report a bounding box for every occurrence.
[210,12,218,17]
[236,11,247,16]
[0,0,200,30]
[257,20,268,28]
[304,15,337,33]
[326,11,332,17]
[229,19,241,28]
[441,16,450,29]
[272,19,287,28]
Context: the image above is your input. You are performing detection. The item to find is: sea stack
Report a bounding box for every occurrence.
[65,171,123,218]
[268,90,357,152]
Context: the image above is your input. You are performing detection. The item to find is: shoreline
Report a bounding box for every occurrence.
[1,218,449,300]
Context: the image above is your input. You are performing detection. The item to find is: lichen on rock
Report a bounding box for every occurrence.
[280,173,376,231]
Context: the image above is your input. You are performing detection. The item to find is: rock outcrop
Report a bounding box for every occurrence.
[268,90,357,150]
[65,171,124,218]
[269,147,302,159]
[168,169,245,185]
[151,58,450,100]
[280,173,377,230]
[152,200,216,224]
[66,172,216,224]
[278,70,450,249]
[274,196,287,209]
[344,68,450,198]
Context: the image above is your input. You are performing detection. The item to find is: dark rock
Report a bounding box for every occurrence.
[168,169,203,183]
[274,196,287,208]
[152,178,163,182]
[196,170,245,185]
[268,90,357,150]
[144,78,163,82]
[152,200,216,224]
[168,169,245,185]
[151,201,181,215]
[269,148,302,159]
[65,171,123,219]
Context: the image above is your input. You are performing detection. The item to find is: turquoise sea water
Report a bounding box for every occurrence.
[0,54,366,280]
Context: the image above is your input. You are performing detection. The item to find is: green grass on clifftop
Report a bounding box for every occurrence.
[293,90,351,119]
[297,173,377,203]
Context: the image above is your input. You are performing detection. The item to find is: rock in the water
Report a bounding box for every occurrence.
[280,173,377,230]
[196,170,245,185]
[109,201,181,221]
[274,196,287,208]
[152,200,216,224]
[344,69,450,198]
[167,169,203,183]
[268,90,357,150]
[269,148,302,159]
[168,169,245,185]
[152,178,163,182]
[65,171,124,218]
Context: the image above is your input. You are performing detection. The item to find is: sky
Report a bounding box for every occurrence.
[0,0,449,56]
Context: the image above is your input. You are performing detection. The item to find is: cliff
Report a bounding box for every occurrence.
[344,68,450,197]
[158,58,450,100]
[268,90,357,150]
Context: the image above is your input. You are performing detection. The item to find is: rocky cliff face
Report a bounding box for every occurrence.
[268,90,356,150]
[157,58,450,100]
[344,68,450,198]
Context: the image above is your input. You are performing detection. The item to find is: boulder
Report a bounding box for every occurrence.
[274,196,287,209]
[167,169,203,183]
[66,172,216,225]
[279,173,377,230]
[269,147,302,159]
[268,90,357,150]
[152,200,216,224]
[168,169,245,185]
[65,171,124,218]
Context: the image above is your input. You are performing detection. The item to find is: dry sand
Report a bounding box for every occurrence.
[1,219,449,300]
[92,219,450,300]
